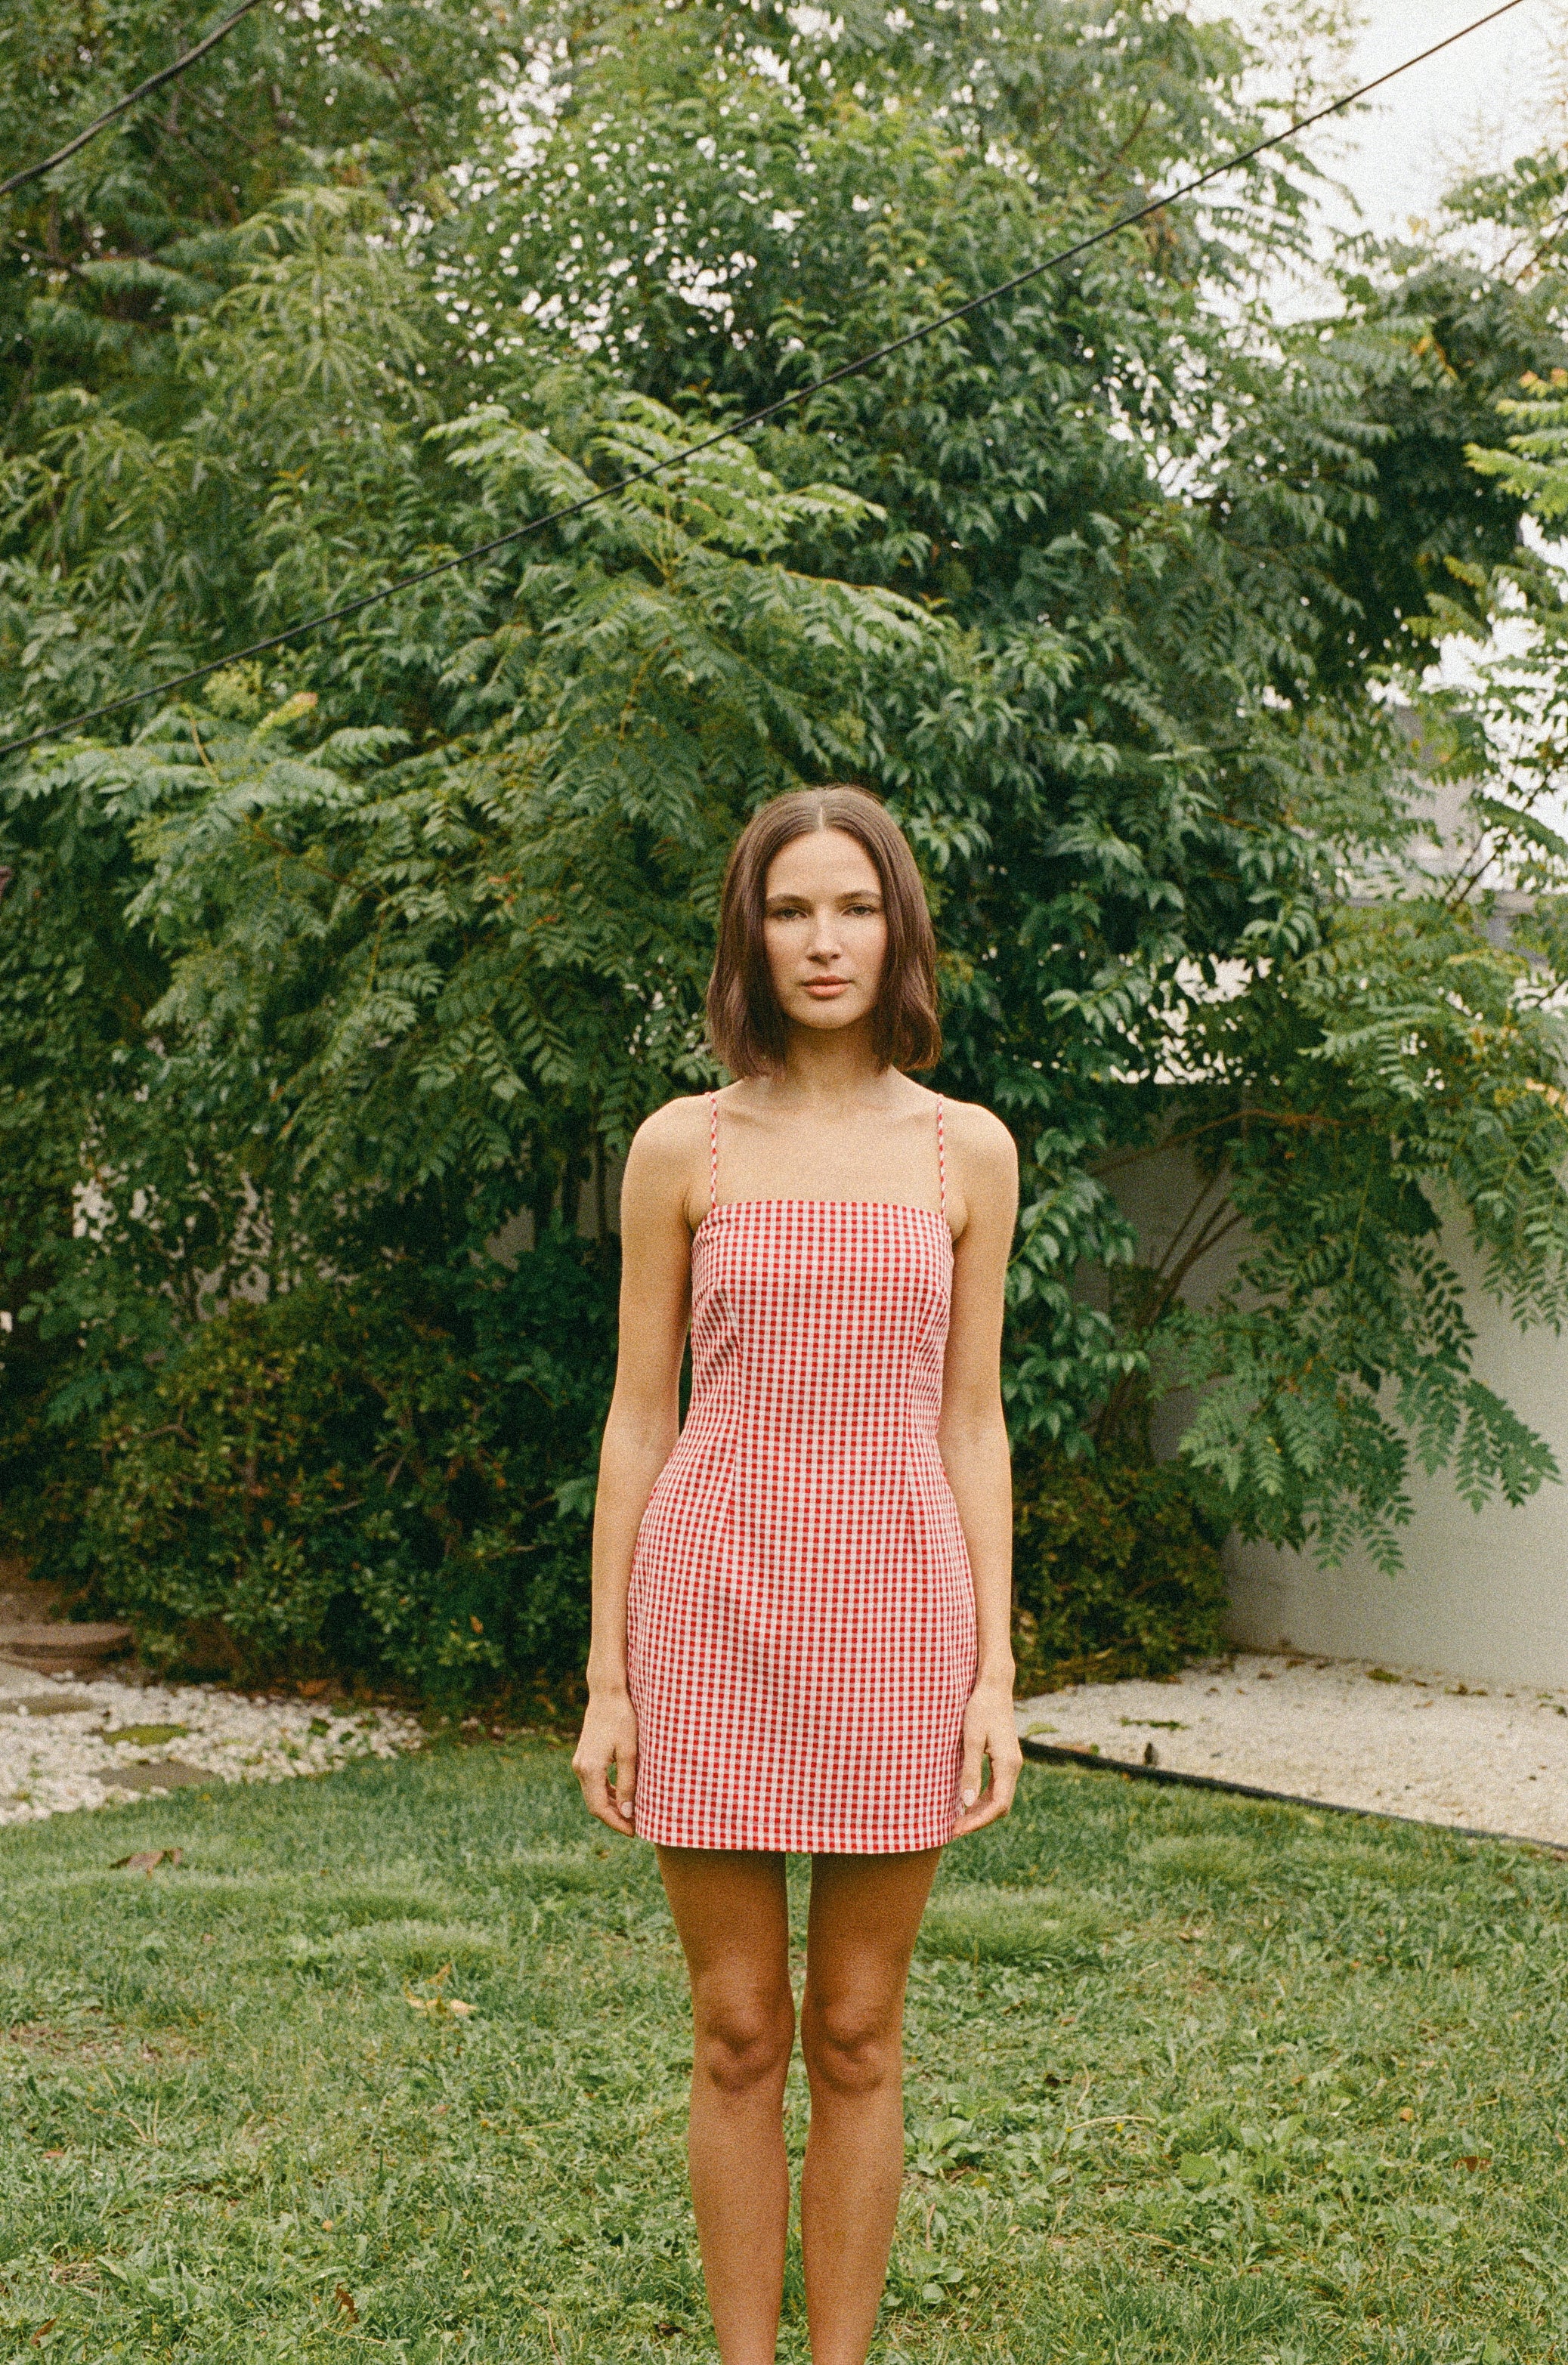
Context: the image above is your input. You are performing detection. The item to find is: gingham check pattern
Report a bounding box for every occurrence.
[626,1095,977,1853]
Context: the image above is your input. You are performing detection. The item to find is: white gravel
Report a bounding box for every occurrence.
[0,1659,422,1826]
[1016,1649,1568,1850]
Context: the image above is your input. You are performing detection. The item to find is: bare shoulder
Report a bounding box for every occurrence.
[937,1096,1016,1244]
[940,1096,1018,1182]
[623,1094,712,1213]
[630,1093,711,1163]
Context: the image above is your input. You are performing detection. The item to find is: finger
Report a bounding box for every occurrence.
[958,1731,986,1816]
[953,1787,1008,1837]
[991,1743,1022,1816]
[580,1773,635,1836]
[574,1753,614,1819]
[613,1745,637,1823]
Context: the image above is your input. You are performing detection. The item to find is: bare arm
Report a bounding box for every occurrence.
[573,1099,704,1834]
[938,1103,1022,1838]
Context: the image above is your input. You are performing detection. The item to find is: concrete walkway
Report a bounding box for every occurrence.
[1016,1649,1568,1848]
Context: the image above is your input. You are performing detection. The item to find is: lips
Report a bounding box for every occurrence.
[803,979,849,996]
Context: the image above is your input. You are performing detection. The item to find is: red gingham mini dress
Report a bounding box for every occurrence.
[626,1092,978,1853]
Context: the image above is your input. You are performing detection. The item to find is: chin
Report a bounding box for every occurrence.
[793,1003,868,1031]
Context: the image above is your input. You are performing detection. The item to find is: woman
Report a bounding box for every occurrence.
[573,784,1021,2365]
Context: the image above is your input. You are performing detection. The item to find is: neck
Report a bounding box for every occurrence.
[762,1019,892,1108]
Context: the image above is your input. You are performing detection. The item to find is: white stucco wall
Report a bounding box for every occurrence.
[1224,1231,1568,1688]
[1106,1145,1568,1689]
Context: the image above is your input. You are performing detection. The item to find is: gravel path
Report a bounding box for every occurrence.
[0,1659,422,1826]
[1016,1649,1568,1849]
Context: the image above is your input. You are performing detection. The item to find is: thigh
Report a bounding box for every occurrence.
[804,1850,942,2016]
[657,1847,791,2000]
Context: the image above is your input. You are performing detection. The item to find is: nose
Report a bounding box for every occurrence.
[806,906,842,960]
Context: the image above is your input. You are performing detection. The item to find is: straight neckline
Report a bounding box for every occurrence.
[695,1198,951,1238]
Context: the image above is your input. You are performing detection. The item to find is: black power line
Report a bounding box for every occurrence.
[0,0,1532,764]
[0,0,270,201]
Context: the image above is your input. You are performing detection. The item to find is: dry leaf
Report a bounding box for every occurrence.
[29,2322,57,2347]
[404,1962,475,2017]
[1458,2155,1492,2172]
[109,1848,183,1874]
[335,2285,358,2323]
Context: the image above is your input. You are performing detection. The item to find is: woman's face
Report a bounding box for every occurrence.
[762,827,887,1040]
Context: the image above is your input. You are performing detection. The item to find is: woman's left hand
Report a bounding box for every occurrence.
[952,1676,1023,1836]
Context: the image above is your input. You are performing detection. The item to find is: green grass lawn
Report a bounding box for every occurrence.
[2,1738,1566,2362]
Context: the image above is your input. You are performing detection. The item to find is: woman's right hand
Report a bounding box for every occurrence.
[572,1688,639,1835]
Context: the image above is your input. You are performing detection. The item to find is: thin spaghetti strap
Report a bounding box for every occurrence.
[936,1094,947,1221]
[707,1090,720,1213]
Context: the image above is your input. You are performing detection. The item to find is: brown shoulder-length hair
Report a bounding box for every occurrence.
[706,787,942,1077]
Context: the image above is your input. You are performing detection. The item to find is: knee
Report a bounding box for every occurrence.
[693,1988,794,2099]
[800,1993,899,2101]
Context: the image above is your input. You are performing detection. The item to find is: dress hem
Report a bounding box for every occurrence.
[635,1823,959,1855]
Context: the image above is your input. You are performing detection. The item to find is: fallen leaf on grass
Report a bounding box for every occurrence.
[109,1849,183,1873]
[1458,2155,1492,2172]
[336,2286,358,2322]
[404,1961,476,2017]
[29,2323,57,2347]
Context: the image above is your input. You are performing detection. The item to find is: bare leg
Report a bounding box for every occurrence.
[657,1847,795,2365]
[799,1849,942,2365]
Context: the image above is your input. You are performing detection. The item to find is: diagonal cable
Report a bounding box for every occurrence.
[0,0,1531,762]
[0,0,269,200]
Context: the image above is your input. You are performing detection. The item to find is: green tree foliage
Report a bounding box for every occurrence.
[4,0,1568,1679]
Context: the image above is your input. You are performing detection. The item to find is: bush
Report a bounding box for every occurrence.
[59,1229,617,1691]
[1010,1448,1228,1693]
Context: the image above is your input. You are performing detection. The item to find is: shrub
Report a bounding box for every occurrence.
[1010,1448,1228,1693]
[64,1228,617,1691]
